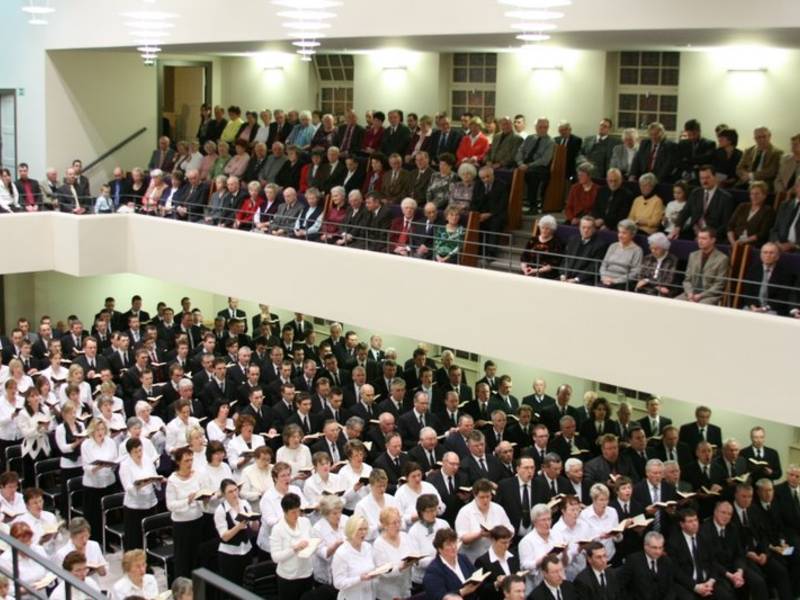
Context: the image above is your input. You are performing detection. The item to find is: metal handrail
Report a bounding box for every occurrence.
[82,127,148,173]
[191,567,263,600]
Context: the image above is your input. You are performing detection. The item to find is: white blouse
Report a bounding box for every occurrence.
[0,543,48,589]
[312,515,348,585]
[14,510,59,549]
[166,470,204,522]
[269,515,314,579]
[200,462,233,514]
[394,481,445,527]
[50,575,101,600]
[407,518,448,584]
[80,436,119,488]
[338,462,373,511]
[551,518,591,581]
[302,472,343,508]
[0,492,26,519]
[454,500,513,562]
[15,407,54,458]
[227,434,265,475]
[54,539,108,583]
[57,381,91,410]
[55,421,85,469]
[0,396,22,441]
[118,435,159,466]
[239,464,274,502]
[372,533,416,600]
[111,573,159,600]
[119,456,160,509]
[331,540,376,600]
[257,485,306,551]
[353,493,402,542]
[579,505,620,561]
[215,499,255,555]
[165,416,199,454]
[518,527,567,587]
[206,418,234,449]
[276,444,313,477]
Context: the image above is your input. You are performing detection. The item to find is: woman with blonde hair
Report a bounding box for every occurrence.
[111,549,159,600]
[80,418,119,542]
[227,414,265,477]
[372,506,416,600]
[331,515,378,600]
[311,494,348,586]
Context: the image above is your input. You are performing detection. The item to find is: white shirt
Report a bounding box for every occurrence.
[15,407,54,458]
[257,485,306,551]
[551,518,591,580]
[394,481,445,527]
[55,539,108,582]
[200,462,233,515]
[227,434,266,476]
[407,518,448,583]
[312,515,348,584]
[0,544,48,589]
[119,456,160,509]
[14,510,59,550]
[338,462,372,511]
[165,416,199,454]
[455,500,513,562]
[332,541,376,600]
[206,418,234,449]
[111,573,159,600]
[269,515,314,579]
[118,435,159,467]
[51,575,101,600]
[519,527,566,587]
[579,505,619,560]
[80,436,119,488]
[354,492,402,542]
[0,396,22,441]
[215,499,256,555]
[276,444,313,476]
[373,532,416,600]
[303,472,343,508]
[166,470,204,522]
[239,464,274,502]
[0,492,25,519]
[489,546,513,575]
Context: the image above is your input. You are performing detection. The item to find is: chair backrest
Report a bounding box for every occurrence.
[142,511,172,535]
[506,168,526,231]
[542,144,567,212]
[460,211,482,267]
[67,476,83,493]
[34,457,60,476]
[242,560,277,598]
[101,492,125,512]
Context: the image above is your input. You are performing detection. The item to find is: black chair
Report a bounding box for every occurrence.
[67,476,84,521]
[142,512,173,580]
[101,492,125,551]
[4,445,22,479]
[34,457,62,511]
[242,560,277,598]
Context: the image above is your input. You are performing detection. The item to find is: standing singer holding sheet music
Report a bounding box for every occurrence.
[331,515,378,600]
[118,438,160,550]
[269,492,314,599]
[215,479,259,587]
[373,506,416,600]
[80,418,119,543]
[16,386,54,485]
[55,401,85,514]
[166,446,205,579]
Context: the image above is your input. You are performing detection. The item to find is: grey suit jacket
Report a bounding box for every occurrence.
[774,154,800,194]
[682,248,730,303]
[515,135,554,169]
[609,143,637,176]
[487,132,523,168]
[578,135,621,176]
[269,201,303,232]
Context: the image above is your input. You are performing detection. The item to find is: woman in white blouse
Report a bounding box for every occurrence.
[166,446,205,579]
[406,493,449,587]
[135,400,166,455]
[55,401,85,514]
[111,549,160,600]
[0,379,22,470]
[80,418,119,543]
[518,504,567,588]
[97,396,127,445]
[0,522,50,593]
[551,496,591,580]
[0,470,26,518]
[34,376,60,419]
[240,446,274,503]
[186,424,208,473]
[303,451,343,510]
[269,491,315,597]
[394,461,445,527]
[15,487,59,551]
[118,417,159,466]
[38,351,68,393]
[119,437,160,550]
[54,517,108,582]
[6,359,33,395]
[227,414,265,477]
[275,423,313,479]
[372,506,416,600]
[311,494,347,587]
[50,550,102,600]
[200,440,233,534]
[205,400,234,449]
[92,381,125,418]
[256,462,306,554]
[165,398,200,455]
[331,515,378,600]
[353,469,401,542]
[215,478,259,586]
[454,479,513,563]
[16,386,54,484]
[58,365,91,413]
[579,483,621,562]
[338,440,372,512]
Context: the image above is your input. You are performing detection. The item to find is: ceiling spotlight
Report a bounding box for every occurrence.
[136,45,162,53]
[285,31,328,38]
[498,0,571,6]
[509,22,558,31]
[504,9,564,19]
[121,11,178,20]
[282,21,331,30]
[300,55,313,62]
[28,17,48,24]
[277,10,336,20]
[273,0,342,8]
[296,48,317,55]
[516,33,551,42]
[124,21,174,29]
[292,40,321,47]
[21,5,55,14]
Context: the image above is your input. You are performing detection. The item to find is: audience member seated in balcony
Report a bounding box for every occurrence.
[630,121,677,184]
[148,135,175,172]
[628,172,665,235]
[443,162,475,214]
[341,153,365,194]
[635,232,678,297]
[709,128,742,188]
[381,109,412,157]
[472,166,508,258]
[405,114,434,166]
[172,140,192,173]
[554,121,582,181]
[593,168,634,231]
[414,201,444,260]
[335,109,365,155]
[320,186,348,244]
[736,126,783,192]
[311,113,338,150]
[382,153,412,204]
[362,153,387,197]
[57,167,88,214]
[609,128,638,178]
[285,110,316,151]
[775,133,800,194]
[223,140,250,179]
[252,110,271,147]
[259,142,289,186]
[456,117,490,166]
[207,105,227,144]
[93,184,113,215]
[409,151,434,203]
[338,189,371,249]
[598,219,642,290]
[321,146,346,193]
[662,181,688,237]
[389,197,419,256]
[243,142,268,184]
[565,163,599,225]
[234,110,259,150]
[433,206,465,264]
[578,118,620,177]
[676,227,730,305]
[252,182,282,232]
[486,116,523,170]
[211,141,231,179]
[770,179,800,253]
[219,175,246,228]
[741,242,794,316]
[561,215,608,285]
[362,111,386,155]
[430,115,463,165]
[365,192,392,252]
[220,106,244,145]
[203,175,227,226]
[267,110,292,147]
[158,170,184,218]
[293,187,324,241]
[520,215,562,279]
[232,181,263,231]
[676,119,716,184]
[106,167,129,211]
[726,181,776,247]
[427,152,458,209]
[671,166,733,240]
[299,148,325,193]
[15,163,40,212]
[278,145,304,190]
[141,169,167,216]
[515,117,554,213]
[199,141,218,181]
[269,187,302,237]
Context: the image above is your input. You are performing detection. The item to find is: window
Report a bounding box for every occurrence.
[450,53,497,121]
[313,55,354,119]
[616,51,679,132]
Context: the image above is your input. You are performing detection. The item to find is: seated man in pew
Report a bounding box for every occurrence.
[741,242,795,316]
[559,215,608,285]
[769,178,800,253]
[735,126,783,192]
[471,166,508,259]
[676,227,730,305]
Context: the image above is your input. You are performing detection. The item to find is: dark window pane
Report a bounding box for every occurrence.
[619,93,637,111]
[333,68,345,80]
[639,94,658,111]
[620,68,638,85]
[342,55,354,67]
[468,90,484,107]
[314,56,327,67]
[329,55,342,67]
[346,88,354,101]
[661,52,679,67]
[620,51,639,67]
[470,54,485,66]
[641,68,659,85]
[618,112,637,129]
[661,114,677,131]
[485,91,496,106]
[661,68,679,86]
[452,106,465,117]
[659,95,678,112]
[485,53,497,66]
[485,68,496,83]
[452,90,466,105]
[453,67,467,83]
[319,68,333,81]
[641,51,660,66]
[321,88,332,101]
[344,68,354,81]
[453,53,468,66]
[469,67,484,82]
[642,113,659,127]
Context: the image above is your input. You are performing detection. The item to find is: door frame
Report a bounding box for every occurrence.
[156,60,213,140]
[0,89,18,173]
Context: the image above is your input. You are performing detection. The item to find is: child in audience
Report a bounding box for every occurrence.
[663,181,688,236]
[93,184,113,214]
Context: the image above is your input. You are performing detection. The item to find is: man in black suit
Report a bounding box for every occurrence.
[287,313,313,343]
[411,201,444,260]
[549,416,591,464]
[521,378,556,416]
[574,542,624,600]
[174,312,202,351]
[217,297,247,334]
[622,532,680,600]
[487,377,520,416]
[633,458,678,537]
[672,166,733,240]
[774,465,800,539]
[554,122,583,181]
[60,320,88,359]
[372,432,407,493]
[623,426,652,480]
[678,405,723,456]
[561,216,608,284]
[650,426,693,469]
[426,451,470,526]
[407,425,445,473]
[531,453,573,506]
[266,110,293,146]
[459,430,507,485]
[769,184,800,250]
[346,345,380,391]
[178,169,209,222]
[13,162,40,209]
[311,419,347,462]
[380,109,412,156]
[471,167,509,258]
[333,110,364,155]
[443,415,473,460]
[521,423,551,471]
[741,242,795,316]
[593,168,635,231]
[637,397,672,439]
[286,393,323,435]
[676,119,716,183]
[583,434,640,487]
[338,189,371,249]
[752,479,800,589]
[71,336,110,380]
[397,390,438,450]
[530,555,577,600]
[710,439,749,496]
[683,441,719,515]
[121,295,151,329]
[238,387,276,435]
[148,136,176,171]
[630,121,678,183]
[496,456,536,539]
[429,117,463,163]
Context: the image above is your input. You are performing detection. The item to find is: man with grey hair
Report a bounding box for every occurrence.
[622,530,680,599]
[473,165,508,259]
[593,167,634,231]
[337,189,370,248]
[398,390,435,448]
[561,214,607,284]
[515,117,554,213]
[259,141,289,184]
[269,186,303,235]
[408,426,444,470]
[179,168,208,222]
[555,120,582,180]
[633,457,678,534]
[243,141,268,183]
[40,167,60,209]
[148,135,175,171]
[736,126,783,190]
[487,116,523,169]
[610,127,639,177]
[631,121,678,182]
[57,167,87,214]
[218,174,244,226]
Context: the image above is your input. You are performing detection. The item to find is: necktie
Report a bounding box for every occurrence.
[398,219,410,246]
[699,427,706,440]
[439,132,448,152]
[728,462,734,477]
[599,572,606,588]
[793,488,800,508]
[703,464,709,479]
[719,527,725,539]
[70,185,79,208]
[333,409,339,423]
[342,125,353,151]
[428,451,435,467]
[303,415,310,433]
[652,486,661,531]
[550,479,557,497]
[394,457,400,469]
[741,510,749,527]
[650,559,657,575]
[521,483,531,528]
[691,536,703,581]
[479,457,487,473]
[331,443,339,462]
[622,502,628,516]
[555,588,562,600]
[448,476,454,495]
[651,418,657,433]
[648,144,659,171]
[753,150,763,172]
[419,414,425,428]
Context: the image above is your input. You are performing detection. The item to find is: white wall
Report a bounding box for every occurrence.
[220,55,317,115]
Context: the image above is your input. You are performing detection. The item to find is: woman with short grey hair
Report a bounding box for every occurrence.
[628,172,665,234]
[636,232,678,296]
[520,214,563,278]
[599,219,643,289]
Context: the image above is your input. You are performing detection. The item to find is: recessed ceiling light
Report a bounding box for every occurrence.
[277,10,336,20]
[292,40,321,47]
[498,0,571,6]
[516,33,551,42]
[121,11,178,20]
[509,22,558,31]
[21,5,55,14]
[273,0,342,7]
[282,21,331,30]
[136,45,162,53]
[28,17,48,24]
[285,31,328,38]
[296,48,317,55]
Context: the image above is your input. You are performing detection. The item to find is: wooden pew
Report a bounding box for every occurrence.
[460,211,482,267]
[542,144,567,213]
[506,168,526,232]
[724,242,754,309]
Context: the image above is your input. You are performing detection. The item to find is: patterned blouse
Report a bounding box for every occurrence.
[426,172,458,209]
[433,225,465,260]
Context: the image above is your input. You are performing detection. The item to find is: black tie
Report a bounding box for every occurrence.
[428,451,435,468]
[691,536,704,581]
[394,457,400,469]
[719,527,725,539]
[303,416,310,433]
[650,560,657,575]
[521,484,531,528]
[419,414,425,427]
[448,476,454,495]
[741,510,749,527]
[599,572,606,588]
[479,458,487,473]
[555,588,562,600]
[550,479,557,497]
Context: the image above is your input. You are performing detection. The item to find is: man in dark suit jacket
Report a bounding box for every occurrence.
[339,194,371,249]
[372,433,408,493]
[333,113,365,154]
[459,432,507,485]
[238,388,276,434]
[554,124,583,180]
[577,119,620,177]
[380,111,412,157]
[495,456,536,537]
[148,137,176,172]
[429,119,463,163]
[397,391,438,449]
[678,406,723,454]
[217,298,247,333]
[630,124,678,183]
[676,120,716,182]
[741,427,783,483]
[592,171,635,231]
[471,168,508,258]
[673,167,733,239]
[364,193,392,252]
[574,542,624,600]
[650,426,693,469]
[741,244,795,316]
[632,462,678,536]
[637,398,672,439]
[769,193,800,249]
[561,221,608,285]
[409,155,434,202]
[774,471,800,538]
[15,165,42,209]
[531,456,573,506]
[421,551,476,600]
[622,545,680,600]
[266,114,293,147]
[530,555,577,600]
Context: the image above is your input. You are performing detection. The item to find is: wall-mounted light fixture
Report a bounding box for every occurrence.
[531,65,563,71]
[263,66,285,72]
[727,66,767,73]
[382,65,408,71]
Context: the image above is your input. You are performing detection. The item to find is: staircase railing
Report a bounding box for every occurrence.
[82,127,148,173]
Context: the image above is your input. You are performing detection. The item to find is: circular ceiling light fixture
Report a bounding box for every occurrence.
[277,10,336,20]
[516,33,551,42]
[28,17,49,24]
[272,0,342,8]
[21,5,55,14]
[282,21,331,30]
[504,9,564,19]
[292,40,321,47]
[509,22,558,31]
[498,0,571,6]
